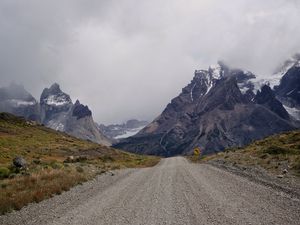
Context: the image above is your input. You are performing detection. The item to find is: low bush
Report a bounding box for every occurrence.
[76,166,84,173]
[263,146,289,155]
[0,167,10,179]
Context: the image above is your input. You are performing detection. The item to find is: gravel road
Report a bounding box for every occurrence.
[1,157,300,225]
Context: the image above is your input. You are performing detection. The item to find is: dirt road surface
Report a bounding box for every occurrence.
[1,157,299,225]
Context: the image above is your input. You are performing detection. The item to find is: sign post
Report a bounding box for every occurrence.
[193,147,201,161]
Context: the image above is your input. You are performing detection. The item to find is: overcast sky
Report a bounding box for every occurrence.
[0,0,300,124]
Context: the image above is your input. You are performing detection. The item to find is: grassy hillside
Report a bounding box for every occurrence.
[200,130,300,176]
[0,113,159,214]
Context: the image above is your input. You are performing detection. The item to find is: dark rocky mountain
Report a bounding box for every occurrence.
[114,62,298,156]
[0,83,40,121]
[98,119,148,140]
[0,83,111,146]
[254,85,290,120]
[72,100,92,119]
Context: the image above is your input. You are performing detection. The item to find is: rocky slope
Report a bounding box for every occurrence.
[115,60,299,156]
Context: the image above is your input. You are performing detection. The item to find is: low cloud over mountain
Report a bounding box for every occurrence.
[1,0,300,124]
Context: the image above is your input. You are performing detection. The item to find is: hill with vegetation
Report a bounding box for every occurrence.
[0,113,159,214]
[202,130,300,177]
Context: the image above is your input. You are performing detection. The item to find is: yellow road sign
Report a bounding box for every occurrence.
[194,147,201,156]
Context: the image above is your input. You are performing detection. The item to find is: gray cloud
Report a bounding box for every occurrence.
[1,0,300,124]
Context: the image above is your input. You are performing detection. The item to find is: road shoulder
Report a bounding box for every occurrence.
[206,159,300,199]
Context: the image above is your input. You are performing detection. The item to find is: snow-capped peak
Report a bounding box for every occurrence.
[265,54,300,89]
[209,64,223,80]
[240,55,300,94]
[192,63,225,97]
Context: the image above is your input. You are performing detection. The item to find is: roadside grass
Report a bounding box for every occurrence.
[0,166,88,214]
[0,113,160,215]
[198,130,300,176]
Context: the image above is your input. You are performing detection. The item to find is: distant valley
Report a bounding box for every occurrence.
[98,119,148,140]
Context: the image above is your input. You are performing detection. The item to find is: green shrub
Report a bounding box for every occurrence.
[50,162,63,169]
[0,167,10,179]
[9,166,20,174]
[100,155,114,162]
[76,166,84,173]
[263,146,288,155]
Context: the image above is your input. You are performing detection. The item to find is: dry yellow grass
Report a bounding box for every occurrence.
[200,130,300,176]
[0,167,88,214]
[0,113,160,214]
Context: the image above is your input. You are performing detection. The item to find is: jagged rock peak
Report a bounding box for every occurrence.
[40,83,72,106]
[194,62,225,79]
[190,62,256,101]
[48,83,62,93]
[255,85,289,120]
[72,100,92,120]
[255,85,275,102]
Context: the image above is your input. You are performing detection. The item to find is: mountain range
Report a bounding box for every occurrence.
[114,55,300,156]
[0,83,111,146]
[1,55,299,156]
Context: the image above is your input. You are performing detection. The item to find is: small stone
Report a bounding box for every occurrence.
[13,156,27,168]
[282,169,288,174]
[277,175,284,178]
[64,156,74,163]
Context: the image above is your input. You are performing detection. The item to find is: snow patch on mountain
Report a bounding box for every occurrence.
[205,79,213,95]
[250,55,300,94]
[248,74,287,95]
[45,95,70,106]
[209,64,223,79]
[193,64,224,96]
[114,125,146,139]
[99,120,148,140]
[190,83,196,102]
[283,105,300,121]
[238,85,250,94]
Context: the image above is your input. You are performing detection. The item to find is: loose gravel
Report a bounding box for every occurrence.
[1,157,299,225]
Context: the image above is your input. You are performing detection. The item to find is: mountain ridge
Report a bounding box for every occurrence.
[114,59,299,156]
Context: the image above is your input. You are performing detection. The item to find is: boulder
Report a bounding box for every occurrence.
[13,156,27,168]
